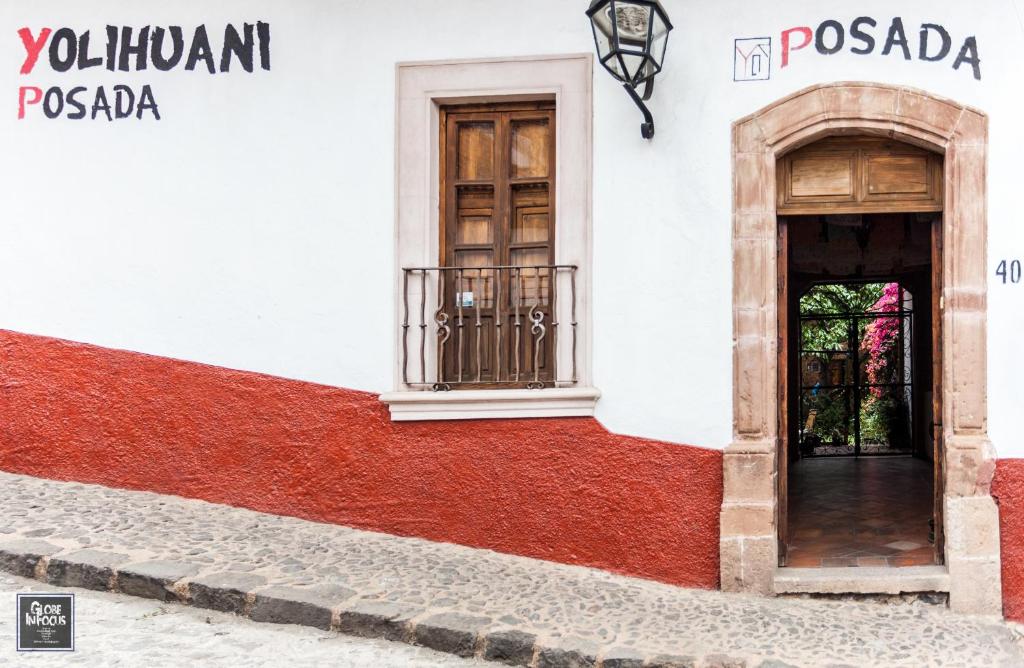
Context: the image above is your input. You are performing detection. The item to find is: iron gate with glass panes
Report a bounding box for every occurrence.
[798,282,915,457]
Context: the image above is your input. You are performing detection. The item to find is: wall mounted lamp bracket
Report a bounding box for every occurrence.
[586,0,673,142]
[623,79,655,139]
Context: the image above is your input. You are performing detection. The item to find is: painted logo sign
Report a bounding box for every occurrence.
[16,23,272,121]
[734,37,771,81]
[735,16,981,82]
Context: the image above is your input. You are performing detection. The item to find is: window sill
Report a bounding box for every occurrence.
[378,387,601,422]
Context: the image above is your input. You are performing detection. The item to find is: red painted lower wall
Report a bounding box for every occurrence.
[0,329,722,589]
[993,460,1024,621]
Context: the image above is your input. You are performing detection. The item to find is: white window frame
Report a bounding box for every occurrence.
[380,54,598,421]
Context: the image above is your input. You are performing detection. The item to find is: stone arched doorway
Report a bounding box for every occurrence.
[723,82,1001,615]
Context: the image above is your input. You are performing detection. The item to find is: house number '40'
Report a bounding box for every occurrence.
[996,259,1022,284]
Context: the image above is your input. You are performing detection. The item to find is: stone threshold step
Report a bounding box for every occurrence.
[773,565,950,595]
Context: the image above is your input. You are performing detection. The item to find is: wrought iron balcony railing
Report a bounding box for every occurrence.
[402,264,578,391]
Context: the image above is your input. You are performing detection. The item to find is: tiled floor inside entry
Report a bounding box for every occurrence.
[786,456,937,568]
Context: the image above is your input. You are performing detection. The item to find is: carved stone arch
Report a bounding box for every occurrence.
[724,82,1000,615]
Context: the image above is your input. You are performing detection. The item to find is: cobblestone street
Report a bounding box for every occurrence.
[1,472,1022,667]
[0,573,484,666]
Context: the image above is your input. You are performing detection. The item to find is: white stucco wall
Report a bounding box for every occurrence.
[1,1,1022,455]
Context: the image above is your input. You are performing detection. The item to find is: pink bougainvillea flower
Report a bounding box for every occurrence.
[861,283,901,398]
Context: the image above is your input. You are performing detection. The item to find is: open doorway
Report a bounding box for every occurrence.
[785,273,937,567]
[775,136,945,570]
[726,83,1000,613]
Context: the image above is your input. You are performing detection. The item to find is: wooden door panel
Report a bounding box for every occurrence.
[456,213,493,245]
[865,155,929,195]
[456,121,496,180]
[778,137,943,214]
[778,217,790,564]
[510,118,551,179]
[790,155,855,198]
[931,217,945,562]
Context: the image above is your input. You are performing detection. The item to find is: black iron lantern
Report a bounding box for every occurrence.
[586,0,673,139]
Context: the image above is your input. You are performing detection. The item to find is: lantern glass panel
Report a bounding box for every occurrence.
[591,1,615,39]
[589,12,610,61]
[636,56,656,84]
[650,11,669,67]
[605,53,626,80]
[612,2,653,46]
[618,52,646,83]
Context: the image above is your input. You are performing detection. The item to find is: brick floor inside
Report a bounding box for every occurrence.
[0,472,1020,667]
[786,456,937,568]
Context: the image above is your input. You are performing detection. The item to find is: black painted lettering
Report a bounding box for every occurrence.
[953,36,982,80]
[815,20,845,55]
[105,26,118,71]
[257,21,270,70]
[919,23,951,62]
[42,87,63,118]
[77,31,103,69]
[137,85,160,120]
[185,25,216,73]
[113,85,135,118]
[118,26,150,71]
[91,86,112,121]
[66,86,87,119]
[850,16,876,55]
[220,23,254,72]
[48,28,77,72]
[882,17,911,60]
[151,26,184,70]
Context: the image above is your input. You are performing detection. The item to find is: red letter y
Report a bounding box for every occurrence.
[18,27,52,74]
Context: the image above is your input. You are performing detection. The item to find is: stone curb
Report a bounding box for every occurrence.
[46,548,131,591]
[337,598,423,642]
[0,542,786,667]
[189,572,268,615]
[118,559,201,602]
[0,539,63,579]
[250,584,355,631]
